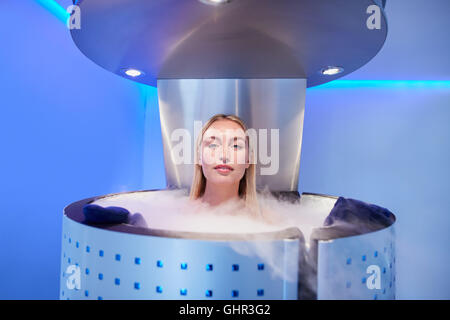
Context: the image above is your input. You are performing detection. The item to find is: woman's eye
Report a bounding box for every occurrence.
[233,144,243,150]
[208,143,218,148]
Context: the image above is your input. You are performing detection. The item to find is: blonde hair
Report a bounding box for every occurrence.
[189,114,262,218]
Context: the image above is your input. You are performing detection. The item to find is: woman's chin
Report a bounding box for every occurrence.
[210,175,237,184]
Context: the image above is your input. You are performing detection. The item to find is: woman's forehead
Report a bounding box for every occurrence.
[203,121,246,139]
[203,126,246,141]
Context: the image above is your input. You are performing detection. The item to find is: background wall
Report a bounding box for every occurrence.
[302,83,450,299]
[299,0,450,299]
[0,0,448,299]
[0,0,163,299]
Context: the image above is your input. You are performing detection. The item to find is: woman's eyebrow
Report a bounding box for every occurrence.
[204,136,244,142]
[205,135,220,142]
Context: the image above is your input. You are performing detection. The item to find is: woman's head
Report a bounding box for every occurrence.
[190,114,260,217]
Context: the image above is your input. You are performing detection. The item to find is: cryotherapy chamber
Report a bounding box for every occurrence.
[61,0,396,299]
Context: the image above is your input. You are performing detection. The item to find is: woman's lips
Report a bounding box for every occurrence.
[214,165,233,174]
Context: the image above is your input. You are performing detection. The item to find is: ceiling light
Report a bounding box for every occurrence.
[123,68,143,77]
[199,0,231,6]
[321,66,344,76]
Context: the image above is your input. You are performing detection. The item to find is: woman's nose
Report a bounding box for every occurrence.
[219,145,230,163]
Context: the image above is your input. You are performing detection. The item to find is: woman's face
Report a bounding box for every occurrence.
[200,119,250,186]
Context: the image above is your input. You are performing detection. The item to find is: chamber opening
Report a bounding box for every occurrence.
[79,189,335,244]
[62,189,396,300]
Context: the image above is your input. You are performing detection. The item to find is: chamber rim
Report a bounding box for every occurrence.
[65,189,396,242]
[64,189,305,242]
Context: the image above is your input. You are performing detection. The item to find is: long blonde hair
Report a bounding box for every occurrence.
[189,114,262,218]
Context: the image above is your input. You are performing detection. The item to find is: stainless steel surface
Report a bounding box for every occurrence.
[64,0,397,301]
[61,189,303,299]
[156,78,306,191]
[70,0,387,87]
[61,190,396,299]
[316,224,395,299]
[299,193,396,299]
[60,211,301,300]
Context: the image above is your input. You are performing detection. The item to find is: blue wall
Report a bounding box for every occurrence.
[0,0,163,299]
[301,83,450,299]
[0,1,448,299]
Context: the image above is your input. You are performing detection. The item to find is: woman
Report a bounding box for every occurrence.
[84,113,275,226]
[189,113,265,220]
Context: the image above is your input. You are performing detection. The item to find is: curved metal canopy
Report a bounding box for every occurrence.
[70,0,388,87]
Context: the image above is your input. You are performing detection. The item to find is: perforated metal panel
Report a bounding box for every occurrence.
[60,191,396,300]
[317,225,395,299]
[60,215,301,300]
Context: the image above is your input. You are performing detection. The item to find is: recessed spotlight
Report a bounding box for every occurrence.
[123,68,144,77]
[199,0,231,6]
[321,66,344,76]
[321,66,343,75]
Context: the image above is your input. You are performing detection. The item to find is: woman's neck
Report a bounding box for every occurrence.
[201,181,240,207]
